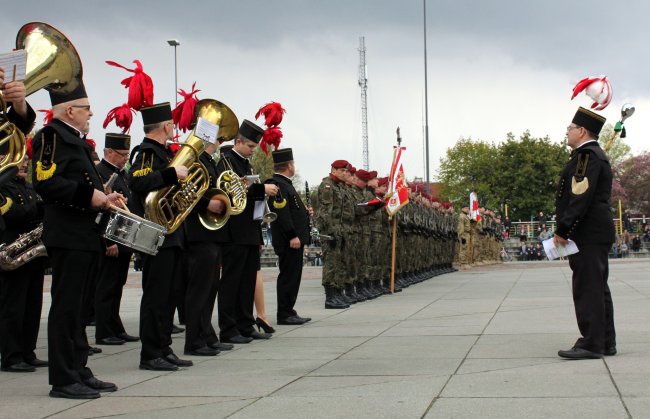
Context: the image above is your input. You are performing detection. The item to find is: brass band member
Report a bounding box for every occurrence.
[94,133,139,345]
[32,82,120,399]
[0,154,46,373]
[128,103,193,371]
[215,120,278,343]
[265,148,312,325]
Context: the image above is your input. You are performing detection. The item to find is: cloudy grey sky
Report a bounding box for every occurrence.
[3,0,648,187]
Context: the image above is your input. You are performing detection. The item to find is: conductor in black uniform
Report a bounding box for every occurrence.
[265,148,312,325]
[215,120,278,343]
[32,82,121,398]
[555,107,616,360]
[128,103,193,371]
[0,156,46,373]
[94,133,139,346]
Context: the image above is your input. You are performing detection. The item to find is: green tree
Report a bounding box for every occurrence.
[613,152,650,214]
[250,147,274,181]
[598,123,631,166]
[493,131,568,220]
[438,138,499,208]
[437,131,569,220]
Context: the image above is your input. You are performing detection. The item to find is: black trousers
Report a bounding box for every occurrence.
[275,244,304,319]
[0,258,44,367]
[569,243,616,353]
[183,242,220,351]
[140,247,182,361]
[95,250,132,340]
[47,247,96,386]
[218,244,258,339]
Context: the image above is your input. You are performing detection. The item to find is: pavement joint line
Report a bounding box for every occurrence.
[420,268,523,419]
[603,358,633,419]
[90,397,262,419]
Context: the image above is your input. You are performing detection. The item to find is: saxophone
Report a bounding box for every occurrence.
[0,223,47,271]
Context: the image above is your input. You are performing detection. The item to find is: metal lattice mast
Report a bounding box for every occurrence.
[358,36,369,170]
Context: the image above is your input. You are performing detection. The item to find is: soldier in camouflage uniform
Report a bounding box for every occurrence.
[313,160,350,309]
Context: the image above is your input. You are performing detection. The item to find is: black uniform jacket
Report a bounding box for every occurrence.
[185,151,220,243]
[128,138,183,249]
[265,173,310,247]
[554,141,615,245]
[96,158,134,253]
[213,148,265,246]
[8,102,36,136]
[0,176,42,245]
[32,119,104,251]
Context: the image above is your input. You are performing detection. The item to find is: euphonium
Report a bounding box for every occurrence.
[216,167,247,216]
[145,99,238,233]
[0,223,47,271]
[0,22,84,185]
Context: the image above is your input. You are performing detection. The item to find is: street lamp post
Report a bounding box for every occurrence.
[167,39,180,136]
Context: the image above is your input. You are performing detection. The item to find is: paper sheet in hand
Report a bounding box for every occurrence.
[543,238,579,260]
[194,117,219,144]
[253,201,265,220]
[0,50,27,82]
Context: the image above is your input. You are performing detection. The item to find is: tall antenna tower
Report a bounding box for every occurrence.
[358,36,369,170]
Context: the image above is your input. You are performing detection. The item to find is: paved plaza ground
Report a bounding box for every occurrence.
[2,259,650,418]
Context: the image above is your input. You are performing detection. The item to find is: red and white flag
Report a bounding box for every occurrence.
[386,146,409,216]
[469,191,481,221]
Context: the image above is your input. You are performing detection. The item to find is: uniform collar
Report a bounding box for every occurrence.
[100,158,122,173]
[274,173,292,183]
[143,137,167,149]
[52,118,84,138]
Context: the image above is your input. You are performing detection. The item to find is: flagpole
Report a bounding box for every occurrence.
[390,215,397,293]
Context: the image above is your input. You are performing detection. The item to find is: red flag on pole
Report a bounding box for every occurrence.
[386,145,409,216]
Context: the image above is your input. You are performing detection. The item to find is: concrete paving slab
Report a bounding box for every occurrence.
[425,397,628,419]
[3,260,650,418]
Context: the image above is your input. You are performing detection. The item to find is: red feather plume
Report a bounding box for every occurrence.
[259,127,283,155]
[25,137,33,160]
[172,82,200,133]
[38,109,53,125]
[103,103,136,134]
[105,59,154,110]
[86,138,96,151]
[255,102,285,127]
[168,135,181,155]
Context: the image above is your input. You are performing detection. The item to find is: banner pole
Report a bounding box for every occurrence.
[390,214,397,293]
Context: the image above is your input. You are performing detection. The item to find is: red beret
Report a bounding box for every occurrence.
[331,159,350,169]
[356,169,376,182]
[378,177,389,186]
[349,166,357,175]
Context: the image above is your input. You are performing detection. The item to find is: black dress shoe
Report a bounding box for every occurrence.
[96,337,125,346]
[49,383,100,399]
[277,316,308,325]
[117,333,140,342]
[243,330,272,340]
[83,376,117,392]
[209,341,234,351]
[296,315,312,323]
[184,346,219,356]
[1,361,35,372]
[171,324,185,334]
[165,353,193,367]
[25,358,48,368]
[139,357,178,371]
[89,346,103,355]
[221,335,253,344]
[604,346,617,356]
[558,347,603,359]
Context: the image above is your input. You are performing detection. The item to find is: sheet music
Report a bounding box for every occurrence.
[0,50,27,82]
[542,238,579,260]
[194,117,219,144]
[253,201,265,220]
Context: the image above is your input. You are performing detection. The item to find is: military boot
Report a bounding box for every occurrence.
[344,283,364,303]
[325,286,350,309]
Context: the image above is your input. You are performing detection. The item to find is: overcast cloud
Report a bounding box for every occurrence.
[3,0,648,187]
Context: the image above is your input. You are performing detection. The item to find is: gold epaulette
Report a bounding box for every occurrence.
[0,197,13,215]
[132,168,153,177]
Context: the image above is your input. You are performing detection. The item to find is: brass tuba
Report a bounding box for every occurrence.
[144,99,238,233]
[0,22,83,184]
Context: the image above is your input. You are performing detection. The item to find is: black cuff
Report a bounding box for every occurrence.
[161,167,179,186]
[73,183,95,208]
[286,229,297,239]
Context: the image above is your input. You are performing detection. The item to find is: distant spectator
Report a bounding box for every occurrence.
[313,251,322,266]
[535,243,544,260]
[519,226,527,242]
[620,241,629,258]
[632,235,641,252]
[643,228,650,243]
[538,227,552,242]
[611,242,620,259]
[537,211,547,229]
[622,211,632,232]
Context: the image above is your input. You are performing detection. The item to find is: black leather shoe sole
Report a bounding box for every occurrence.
[210,342,234,351]
[1,362,35,373]
[221,335,253,344]
[184,348,219,356]
[139,359,178,371]
[117,333,140,342]
[26,359,48,368]
[49,384,100,399]
[96,337,125,346]
[558,348,603,359]
[604,347,617,356]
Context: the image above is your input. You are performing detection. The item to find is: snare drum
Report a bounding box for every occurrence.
[97,207,166,255]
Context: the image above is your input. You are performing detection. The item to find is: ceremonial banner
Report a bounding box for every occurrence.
[386,146,409,216]
[469,191,481,221]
